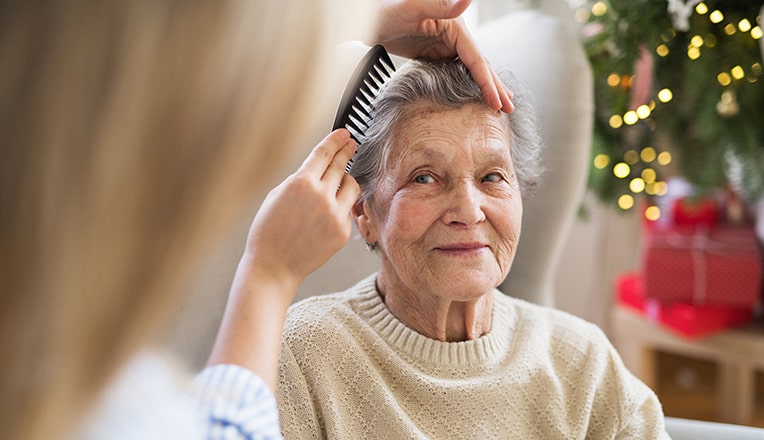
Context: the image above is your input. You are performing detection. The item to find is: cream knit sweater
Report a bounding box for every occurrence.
[278,274,669,439]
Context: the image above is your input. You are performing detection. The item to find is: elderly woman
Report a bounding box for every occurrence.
[277,59,668,439]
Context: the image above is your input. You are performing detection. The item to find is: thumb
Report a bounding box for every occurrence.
[411,0,472,20]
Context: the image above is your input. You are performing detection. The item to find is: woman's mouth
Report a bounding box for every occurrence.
[434,242,488,256]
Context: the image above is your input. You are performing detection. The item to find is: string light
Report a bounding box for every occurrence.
[709,10,724,23]
[717,72,732,86]
[655,181,669,196]
[636,105,651,119]
[609,114,623,129]
[645,206,661,221]
[690,35,704,47]
[695,3,708,15]
[705,33,717,47]
[731,65,745,80]
[591,2,607,16]
[618,194,635,210]
[640,147,657,163]
[724,24,736,35]
[687,46,701,60]
[657,151,672,165]
[630,178,646,193]
[607,73,621,87]
[658,88,673,102]
[753,63,763,76]
[752,26,763,39]
[624,150,639,165]
[641,168,657,183]
[613,162,631,178]
[593,154,610,169]
[656,44,670,57]
[623,111,638,125]
[738,19,752,32]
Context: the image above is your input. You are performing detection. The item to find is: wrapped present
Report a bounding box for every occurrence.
[615,272,754,339]
[641,226,762,307]
[672,196,719,228]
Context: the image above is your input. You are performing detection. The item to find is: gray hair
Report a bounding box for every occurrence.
[349,58,544,202]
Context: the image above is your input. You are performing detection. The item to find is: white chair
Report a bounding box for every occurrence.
[665,417,764,439]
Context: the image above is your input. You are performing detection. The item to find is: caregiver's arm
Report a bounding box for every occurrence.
[373,0,514,112]
[207,129,359,391]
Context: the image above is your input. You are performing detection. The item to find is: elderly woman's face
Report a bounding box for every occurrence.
[359,103,521,301]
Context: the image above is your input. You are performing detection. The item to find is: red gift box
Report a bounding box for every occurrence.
[641,226,762,307]
[672,197,719,228]
[615,272,753,339]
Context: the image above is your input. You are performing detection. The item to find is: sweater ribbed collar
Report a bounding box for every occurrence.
[351,273,516,368]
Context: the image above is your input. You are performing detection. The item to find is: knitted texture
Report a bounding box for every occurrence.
[278,274,669,439]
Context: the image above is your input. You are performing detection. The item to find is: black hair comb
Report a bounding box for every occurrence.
[331,44,396,171]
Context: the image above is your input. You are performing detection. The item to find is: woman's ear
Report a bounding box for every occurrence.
[352,199,376,243]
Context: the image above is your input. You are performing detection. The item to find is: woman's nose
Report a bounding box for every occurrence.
[442,181,486,226]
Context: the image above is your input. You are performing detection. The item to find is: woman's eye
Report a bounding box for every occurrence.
[414,174,435,184]
[482,172,503,183]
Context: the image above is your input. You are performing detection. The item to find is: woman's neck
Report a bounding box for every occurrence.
[376,279,493,342]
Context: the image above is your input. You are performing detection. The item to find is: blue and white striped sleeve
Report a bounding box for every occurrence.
[188,365,283,440]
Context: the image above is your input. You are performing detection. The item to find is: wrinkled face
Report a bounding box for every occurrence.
[356,103,522,302]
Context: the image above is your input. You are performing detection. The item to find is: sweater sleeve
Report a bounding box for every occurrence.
[188,364,283,440]
[277,342,322,439]
[599,337,670,440]
[615,369,671,440]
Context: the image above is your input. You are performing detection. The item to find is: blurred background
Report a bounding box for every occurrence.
[164,0,764,429]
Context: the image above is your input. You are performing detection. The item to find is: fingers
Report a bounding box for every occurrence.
[452,22,515,113]
[321,136,357,189]
[337,172,361,209]
[490,68,515,113]
[299,129,352,177]
[406,0,472,20]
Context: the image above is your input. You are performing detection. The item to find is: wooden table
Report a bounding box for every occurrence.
[612,305,764,425]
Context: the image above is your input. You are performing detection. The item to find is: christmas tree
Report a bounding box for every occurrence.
[579,1,764,219]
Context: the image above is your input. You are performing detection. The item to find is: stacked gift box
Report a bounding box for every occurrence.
[616,182,763,339]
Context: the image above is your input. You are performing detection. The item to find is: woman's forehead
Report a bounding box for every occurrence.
[388,103,511,160]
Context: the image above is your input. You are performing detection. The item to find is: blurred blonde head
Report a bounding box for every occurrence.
[0,1,373,439]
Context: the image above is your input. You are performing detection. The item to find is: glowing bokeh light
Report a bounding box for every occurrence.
[645,206,661,221]
[658,88,673,102]
[731,65,745,80]
[630,178,646,193]
[593,154,610,169]
[636,105,651,119]
[623,111,638,125]
[642,168,657,183]
[624,150,639,165]
[717,72,732,86]
[592,2,607,16]
[641,147,657,163]
[618,194,635,210]
[613,162,631,178]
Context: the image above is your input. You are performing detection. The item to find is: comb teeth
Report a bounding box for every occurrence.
[332,45,396,156]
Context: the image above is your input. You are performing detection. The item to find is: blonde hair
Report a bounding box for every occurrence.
[0,1,371,438]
